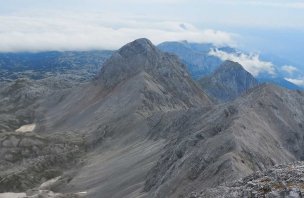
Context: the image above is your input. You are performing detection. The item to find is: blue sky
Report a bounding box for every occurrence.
[0,0,303,84]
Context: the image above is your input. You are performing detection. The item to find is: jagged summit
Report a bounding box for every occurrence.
[216,60,244,71]
[97,38,162,87]
[200,60,259,101]
[118,38,157,57]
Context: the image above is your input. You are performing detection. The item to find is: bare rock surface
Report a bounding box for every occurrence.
[142,84,304,197]
[0,38,304,198]
[192,161,304,198]
[199,60,259,102]
[33,38,212,198]
[0,132,85,193]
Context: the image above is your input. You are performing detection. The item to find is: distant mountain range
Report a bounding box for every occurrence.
[158,41,303,90]
[0,50,112,83]
[157,41,222,79]
[0,40,302,91]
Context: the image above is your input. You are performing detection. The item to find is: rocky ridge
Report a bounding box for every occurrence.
[142,84,304,197]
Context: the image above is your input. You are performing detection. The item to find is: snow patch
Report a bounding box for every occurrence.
[15,124,36,133]
[0,193,26,198]
[39,176,61,190]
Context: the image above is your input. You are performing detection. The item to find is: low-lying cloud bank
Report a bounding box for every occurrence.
[282,65,298,75]
[0,12,236,52]
[209,49,275,76]
[285,78,304,86]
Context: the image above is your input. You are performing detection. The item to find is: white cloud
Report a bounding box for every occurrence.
[285,78,304,86]
[209,49,275,76]
[219,0,304,9]
[248,1,304,9]
[282,65,298,75]
[106,0,189,3]
[0,12,236,52]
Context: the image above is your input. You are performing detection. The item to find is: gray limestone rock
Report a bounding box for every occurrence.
[199,60,259,102]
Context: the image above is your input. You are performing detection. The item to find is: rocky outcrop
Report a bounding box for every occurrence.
[192,161,304,198]
[0,132,84,192]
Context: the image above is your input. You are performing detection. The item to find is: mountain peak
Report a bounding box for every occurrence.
[200,61,259,101]
[132,38,154,47]
[216,60,244,72]
[97,38,161,87]
[96,38,212,106]
[118,38,158,58]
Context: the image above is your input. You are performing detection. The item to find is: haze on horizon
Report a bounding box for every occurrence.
[0,0,303,84]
